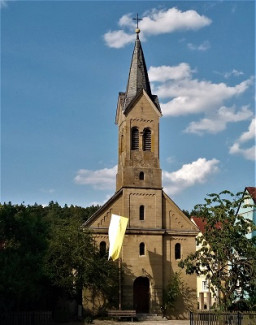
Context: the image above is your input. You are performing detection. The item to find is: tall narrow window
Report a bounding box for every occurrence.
[120,134,124,152]
[131,127,139,150]
[139,242,145,256]
[143,128,151,151]
[139,172,144,180]
[202,281,209,291]
[139,205,144,220]
[100,241,106,257]
[175,243,181,260]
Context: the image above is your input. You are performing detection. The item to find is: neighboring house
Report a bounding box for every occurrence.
[83,29,198,318]
[192,189,256,310]
[236,187,256,239]
[191,217,218,310]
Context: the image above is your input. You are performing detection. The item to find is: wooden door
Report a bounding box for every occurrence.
[133,277,150,313]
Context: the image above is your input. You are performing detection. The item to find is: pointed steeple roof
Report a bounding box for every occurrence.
[123,31,161,113]
[126,33,151,101]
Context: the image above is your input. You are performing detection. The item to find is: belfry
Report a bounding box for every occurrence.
[84,25,198,318]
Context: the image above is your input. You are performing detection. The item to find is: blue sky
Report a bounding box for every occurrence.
[1,1,255,211]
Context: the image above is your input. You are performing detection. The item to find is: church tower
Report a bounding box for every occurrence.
[84,26,198,318]
[115,29,162,192]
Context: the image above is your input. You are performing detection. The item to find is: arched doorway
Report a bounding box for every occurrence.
[133,277,150,313]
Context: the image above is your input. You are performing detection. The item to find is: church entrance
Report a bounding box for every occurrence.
[133,277,150,313]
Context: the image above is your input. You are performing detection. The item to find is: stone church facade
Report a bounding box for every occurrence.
[84,30,198,318]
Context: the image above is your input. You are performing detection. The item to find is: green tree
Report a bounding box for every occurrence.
[182,210,190,218]
[163,272,182,314]
[44,211,119,308]
[179,191,256,311]
[0,202,114,312]
[44,215,93,296]
[0,203,49,311]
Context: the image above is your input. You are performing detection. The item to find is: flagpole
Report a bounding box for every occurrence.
[118,257,122,310]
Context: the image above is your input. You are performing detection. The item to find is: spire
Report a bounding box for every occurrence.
[121,16,161,114]
[124,28,152,109]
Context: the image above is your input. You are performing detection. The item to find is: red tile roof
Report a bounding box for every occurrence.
[191,216,222,234]
[191,216,207,233]
[246,187,256,204]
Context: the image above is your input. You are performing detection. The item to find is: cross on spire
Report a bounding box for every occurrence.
[133,13,142,29]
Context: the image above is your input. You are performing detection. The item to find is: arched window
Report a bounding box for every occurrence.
[100,241,106,257]
[175,243,181,260]
[139,171,144,180]
[131,127,139,150]
[143,128,151,151]
[139,205,144,220]
[139,242,145,256]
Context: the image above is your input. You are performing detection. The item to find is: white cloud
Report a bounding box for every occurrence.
[229,143,256,161]
[149,64,251,135]
[229,118,256,161]
[156,75,253,117]
[224,69,244,79]
[214,69,244,79]
[74,158,219,196]
[238,118,256,143]
[118,14,134,29]
[185,106,253,135]
[104,8,211,48]
[150,63,253,133]
[139,8,212,35]
[163,158,220,195]
[148,63,194,82]
[104,30,136,49]
[74,165,117,190]
[187,40,210,51]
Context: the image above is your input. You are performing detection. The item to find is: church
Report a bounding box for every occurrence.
[84,26,198,319]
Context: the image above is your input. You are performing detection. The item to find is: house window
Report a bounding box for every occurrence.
[131,127,139,150]
[139,171,144,180]
[100,241,106,257]
[139,242,145,256]
[143,128,151,151]
[202,280,209,291]
[175,243,181,260]
[139,205,145,220]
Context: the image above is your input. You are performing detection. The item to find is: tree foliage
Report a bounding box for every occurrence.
[179,191,256,311]
[0,203,49,310]
[44,212,119,306]
[163,272,182,312]
[0,202,118,312]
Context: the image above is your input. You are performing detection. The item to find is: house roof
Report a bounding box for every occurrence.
[191,216,207,234]
[236,187,256,215]
[191,216,222,234]
[246,187,256,204]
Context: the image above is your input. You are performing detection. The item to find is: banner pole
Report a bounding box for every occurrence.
[118,257,122,310]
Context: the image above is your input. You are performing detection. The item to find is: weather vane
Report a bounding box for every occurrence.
[133,13,142,34]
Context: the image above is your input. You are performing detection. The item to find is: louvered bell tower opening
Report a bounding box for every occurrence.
[131,127,139,150]
[143,128,151,151]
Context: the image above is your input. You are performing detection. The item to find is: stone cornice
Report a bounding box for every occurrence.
[88,227,198,237]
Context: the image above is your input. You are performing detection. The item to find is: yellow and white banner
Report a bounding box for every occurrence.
[108,214,128,261]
